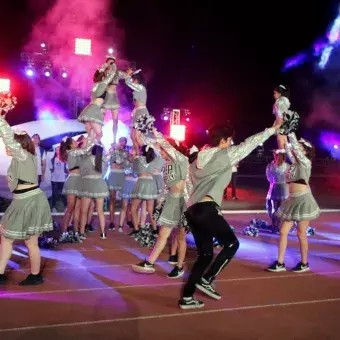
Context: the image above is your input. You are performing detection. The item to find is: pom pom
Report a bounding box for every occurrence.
[38,233,58,249]
[133,113,155,134]
[0,92,17,113]
[279,111,299,135]
[135,223,158,247]
[306,226,316,236]
[243,225,259,237]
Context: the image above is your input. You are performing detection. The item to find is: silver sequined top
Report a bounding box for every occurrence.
[0,117,38,192]
[67,141,96,170]
[188,128,276,207]
[134,155,163,175]
[285,133,312,184]
[91,67,116,99]
[125,77,147,105]
[108,148,129,165]
[266,161,290,184]
[273,96,290,119]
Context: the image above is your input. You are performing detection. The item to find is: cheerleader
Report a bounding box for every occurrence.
[107,137,129,230]
[78,64,116,141]
[272,85,299,150]
[59,136,94,242]
[125,69,155,153]
[152,155,165,204]
[132,129,189,279]
[267,133,320,273]
[118,151,138,232]
[102,57,126,144]
[265,150,290,231]
[78,139,109,240]
[0,110,52,285]
[129,145,161,238]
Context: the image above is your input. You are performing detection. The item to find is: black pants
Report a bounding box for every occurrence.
[182,201,239,298]
[51,181,66,209]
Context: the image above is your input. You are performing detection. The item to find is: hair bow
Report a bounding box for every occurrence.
[189,145,199,155]
[133,69,142,75]
[275,149,286,154]
[298,138,312,148]
[279,85,286,89]
[62,136,69,142]
[13,130,28,135]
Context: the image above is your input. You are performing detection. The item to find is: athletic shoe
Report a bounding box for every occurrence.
[167,266,184,279]
[196,280,221,300]
[168,255,178,265]
[19,274,44,286]
[118,226,123,233]
[0,274,7,285]
[132,260,155,274]
[100,233,107,240]
[267,261,286,272]
[292,262,310,273]
[179,297,204,309]
[108,223,115,231]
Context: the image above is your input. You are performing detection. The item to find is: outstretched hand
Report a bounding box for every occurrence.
[126,68,133,76]
[272,121,282,131]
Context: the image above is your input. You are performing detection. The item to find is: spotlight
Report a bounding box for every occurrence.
[26,69,34,76]
[43,62,52,77]
[25,63,35,77]
[75,38,92,56]
[44,70,51,77]
[163,115,169,121]
[61,67,68,78]
[108,47,114,54]
[0,79,10,92]
[62,72,67,78]
[170,125,186,141]
[186,117,190,122]
[40,42,46,48]
[334,144,338,149]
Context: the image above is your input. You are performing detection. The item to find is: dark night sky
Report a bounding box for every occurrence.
[0,0,337,146]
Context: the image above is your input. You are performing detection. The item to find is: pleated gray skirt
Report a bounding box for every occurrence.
[267,183,289,201]
[131,177,158,200]
[0,188,53,240]
[157,193,186,228]
[277,189,320,222]
[121,177,138,199]
[153,173,164,196]
[102,91,120,110]
[79,175,109,199]
[108,169,125,191]
[62,173,82,197]
[78,103,104,126]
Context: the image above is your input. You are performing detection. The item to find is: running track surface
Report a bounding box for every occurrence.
[1,212,340,339]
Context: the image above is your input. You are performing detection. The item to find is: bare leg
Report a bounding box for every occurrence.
[176,228,187,268]
[62,195,77,232]
[73,198,81,232]
[119,199,129,226]
[80,197,92,234]
[148,226,173,264]
[297,220,310,264]
[90,122,103,142]
[131,199,142,231]
[146,200,156,230]
[139,200,147,227]
[0,236,14,274]
[95,198,105,234]
[24,235,41,275]
[170,234,178,256]
[111,109,119,144]
[277,135,287,150]
[87,200,95,225]
[278,221,295,263]
[109,191,116,225]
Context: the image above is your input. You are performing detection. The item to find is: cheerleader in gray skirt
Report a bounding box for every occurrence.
[125,69,155,153]
[106,137,129,230]
[78,141,109,240]
[129,145,161,238]
[118,155,138,232]
[267,133,320,273]
[265,150,289,231]
[78,63,116,141]
[152,156,165,203]
[59,136,95,242]
[0,114,52,286]
[132,129,190,279]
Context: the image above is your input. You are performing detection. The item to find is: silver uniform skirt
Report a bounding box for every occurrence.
[121,177,138,199]
[131,176,158,200]
[0,188,53,240]
[78,103,104,126]
[62,173,82,196]
[153,173,164,196]
[277,189,320,222]
[108,169,125,191]
[266,183,289,201]
[157,193,186,228]
[102,91,120,110]
[79,175,109,199]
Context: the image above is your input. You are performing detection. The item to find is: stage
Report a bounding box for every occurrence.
[0,212,340,339]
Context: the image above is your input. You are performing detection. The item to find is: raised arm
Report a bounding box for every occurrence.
[226,128,276,166]
[125,76,144,92]
[69,138,95,157]
[0,116,27,161]
[92,68,117,97]
[285,143,296,164]
[154,131,187,163]
[265,163,272,182]
[287,133,311,168]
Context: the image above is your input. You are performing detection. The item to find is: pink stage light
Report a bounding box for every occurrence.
[75,38,92,56]
[170,125,186,141]
[0,79,10,92]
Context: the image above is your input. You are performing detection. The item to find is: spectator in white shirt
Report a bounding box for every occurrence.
[32,134,46,185]
[50,146,68,212]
